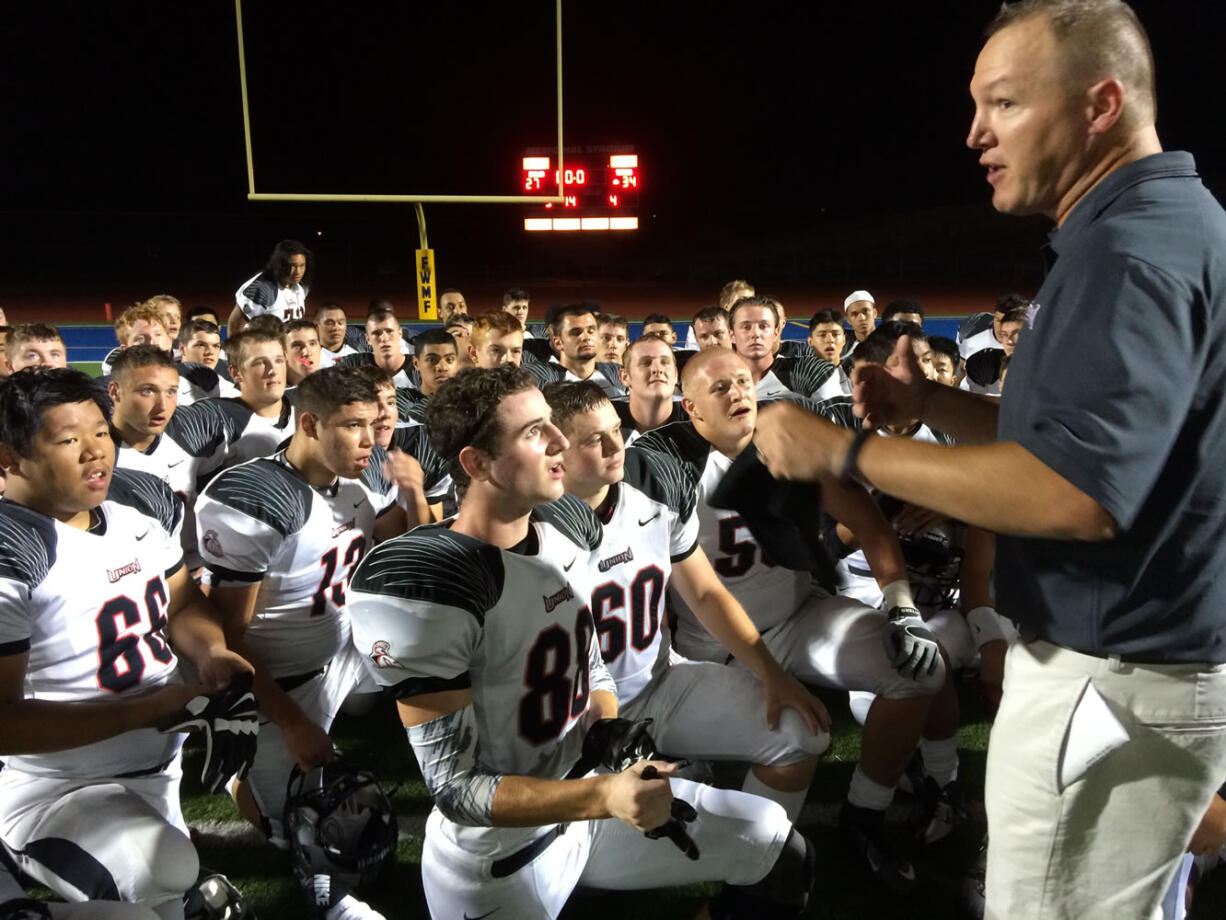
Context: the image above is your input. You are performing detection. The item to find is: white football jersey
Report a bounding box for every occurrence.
[631,423,809,663]
[0,472,185,777]
[175,362,232,408]
[115,433,201,566]
[755,353,843,404]
[957,313,998,359]
[317,343,358,369]
[235,272,307,322]
[195,452,392,678]
[530,361,627,399]
[166,395,297,486]
[348,495,613,859]
[589,452,699,704]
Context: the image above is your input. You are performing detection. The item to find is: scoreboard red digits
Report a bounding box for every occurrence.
[521,147,640,231]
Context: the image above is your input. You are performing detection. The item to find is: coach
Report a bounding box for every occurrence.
[752,1,1226,917]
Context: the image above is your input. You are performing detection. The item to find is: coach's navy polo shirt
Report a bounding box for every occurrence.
[996,151,1226,662]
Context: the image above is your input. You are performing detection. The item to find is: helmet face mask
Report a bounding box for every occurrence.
[284,762,398,905]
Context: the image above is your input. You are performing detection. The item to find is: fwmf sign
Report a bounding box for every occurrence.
[416,249,438,320]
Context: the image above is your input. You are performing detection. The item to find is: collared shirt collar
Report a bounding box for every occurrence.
[1048,151,1198,259]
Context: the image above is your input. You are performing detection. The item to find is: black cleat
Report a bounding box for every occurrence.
[916,776,968,845]
[840,801,919,895]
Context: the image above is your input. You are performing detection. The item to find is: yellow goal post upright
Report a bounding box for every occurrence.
[233,0,565,320]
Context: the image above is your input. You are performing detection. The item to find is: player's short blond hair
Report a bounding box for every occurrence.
[114,302,168,346]
[143,293,181,312]
[718,279,755,312]
[471,310,523,346]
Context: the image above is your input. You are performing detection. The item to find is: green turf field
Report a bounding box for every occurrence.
[159,680,1225,919]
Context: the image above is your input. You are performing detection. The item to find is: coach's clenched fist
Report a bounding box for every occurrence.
[753,401,855,482]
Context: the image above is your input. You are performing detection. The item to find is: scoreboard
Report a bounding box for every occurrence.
[521,146,640,231]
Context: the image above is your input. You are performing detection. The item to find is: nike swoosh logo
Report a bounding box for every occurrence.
[563,558,575,571]
[464,910,500,920]
[167,460,185,468]
[136,530,150,541]
[638,512,661,526]
[353,500,364,508]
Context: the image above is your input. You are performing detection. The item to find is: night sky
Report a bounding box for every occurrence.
[4,1,1225,290]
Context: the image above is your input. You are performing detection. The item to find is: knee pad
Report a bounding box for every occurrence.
[847,690,875,726]
[775,706,830,758]
[708,827,815,920]
[877,651,947,699]
[143,827,199,903]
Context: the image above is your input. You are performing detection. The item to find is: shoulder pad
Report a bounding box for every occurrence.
[362,444,394,496]
[240,277,278,309]
[632,420,712,478]
[0,502,57,589]
[390,424,450,488]
[178,361,220,390]
[108,467,184,535]
[337,352,375,369]
[959,312,995,341]
[595,362,628,394]
[621,446,697,520]
[522,338,555,363]
[202,459,312,537]
[523,359,563,388]
[395,388,429,424]
[343,326,371,351]
[811,395,859,430]
[350,526,504,623]
[166,398,242,456]
[791,353,837,391]
[533,493,603,551]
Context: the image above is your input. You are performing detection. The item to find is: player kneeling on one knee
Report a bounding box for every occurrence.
[348,366,816,919]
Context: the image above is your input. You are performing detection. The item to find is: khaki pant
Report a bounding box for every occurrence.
[985,639,1226,920]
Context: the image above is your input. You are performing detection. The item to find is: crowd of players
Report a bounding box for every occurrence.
[0,240,1217,920]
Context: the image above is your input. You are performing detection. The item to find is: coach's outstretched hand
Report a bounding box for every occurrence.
[851,334,928,430]
[882,606,941,681]
[158,672,259,793]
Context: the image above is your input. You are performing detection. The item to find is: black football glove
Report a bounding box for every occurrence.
[159,672,259,793]
[641,764,700,860]
[582,717,660,773]
[882,605,941,681]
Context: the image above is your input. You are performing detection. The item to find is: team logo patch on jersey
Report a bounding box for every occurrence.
[369,640,401,669]
[543,584,574,613]
[203,529,224,557]
[106,559,142,583]
[597,546,634,572]
[1026,301,1042,329]
[332,518,356,539]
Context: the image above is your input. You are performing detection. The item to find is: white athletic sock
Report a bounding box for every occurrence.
[847,765,894,811]
[919,736,959,788]
[741,769,808,821]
